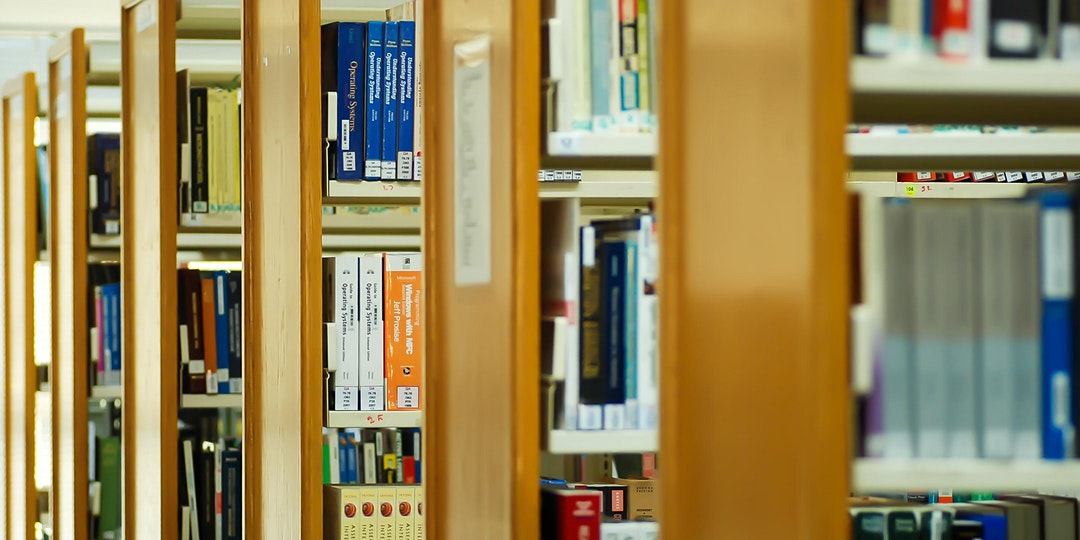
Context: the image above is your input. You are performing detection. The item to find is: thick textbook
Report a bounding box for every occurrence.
[322,22,367,180]
[385,253,422,410]
[382,21,400,179]
[396,21,416,180]
[88,133,121,234]
[365,22,385,180]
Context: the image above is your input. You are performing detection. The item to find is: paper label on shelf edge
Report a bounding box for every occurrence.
[452,36,493,287]
[135,0,157,33]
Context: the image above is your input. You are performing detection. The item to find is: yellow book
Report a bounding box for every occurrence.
[395,485,415,540]
[415,486,424,540]
[359,486,379,540]
[322,485,361,540]
[377,486,397,540]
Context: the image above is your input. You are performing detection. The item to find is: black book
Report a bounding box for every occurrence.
[989,0,1044,57]
[189,87,210,214]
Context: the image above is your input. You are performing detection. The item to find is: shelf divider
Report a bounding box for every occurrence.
[242,0,323,537]
[3,70,39,540]
[423,2,540,539]
[48,27,91,540]
[657,0,850,537]
[120,0,181,536]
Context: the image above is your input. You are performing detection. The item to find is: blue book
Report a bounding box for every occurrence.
[396,21,416,180]
[343,434,358,483]
[324,23,366,180]
[214,271,231,394]
[221,449,242,540]
[364,22,384,180]
[88,133,121,234]
[588,0,614,131]
[102,285,121,386]
[226,272,242,394]
[600,240,626,429]
[1039,191,1075,460]
[381,21,399,180]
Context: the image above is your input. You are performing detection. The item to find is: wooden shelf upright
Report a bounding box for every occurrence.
[655,0,850,538]
[120,0,180,536]
[3,71,39,540]
[47,28,93,540]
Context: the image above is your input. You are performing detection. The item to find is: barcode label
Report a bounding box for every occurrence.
[343,152,357,172]
[397,386,419,409]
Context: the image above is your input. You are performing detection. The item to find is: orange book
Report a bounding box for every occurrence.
[384,253,422,410]
[201,276,219,395]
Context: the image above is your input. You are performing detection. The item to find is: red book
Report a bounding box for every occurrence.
[938,0,970,59]
[947,171,972,182]
[541,487,601,540]
[403,456,416,484]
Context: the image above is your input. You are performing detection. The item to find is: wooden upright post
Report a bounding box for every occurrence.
[656,0,851,537]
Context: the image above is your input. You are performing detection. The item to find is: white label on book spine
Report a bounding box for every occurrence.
[1043,208,1074,299]
[994,19,1035,53]
[396,386,419,409]
[452,37,493,286]
[341,119,351,150]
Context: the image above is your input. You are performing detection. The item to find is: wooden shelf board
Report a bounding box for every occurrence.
[546,131,657,157]
[847,132,1080,170]
[847,180,1046,199]
[88,39,240,85]
[539,170,656,202]
[544,429,658,454]
[324,410,422,429]
[180,393,243,409]
[854,458,1080,491]
[325,181,423,203]
[89,385,123,400]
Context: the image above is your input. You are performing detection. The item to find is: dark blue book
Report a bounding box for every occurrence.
[343,433,358,483]
[214,271,231,394]
[364,22,384,180]
[102,283,121,386]
[188,88,209,213]
[321,22,366,180]
[88,133,121,234]
[381,21,399,179]
[226,271,242,394]
[1038,190,1075,459]
[396,21,416,180]
[578,225,607,416]
[600,240,627,429]
[221,449,242,540]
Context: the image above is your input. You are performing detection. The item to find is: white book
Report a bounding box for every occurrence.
[977,202,1016,459]
[333,256,361,411]
[1011,202,1043,459]
[181,506,191,540]
[326,430,341,484]
[912,203,948,458]
[359,253,386,411]
[182,439,202,540]
[541,200,581,430]
[942,204,978,458]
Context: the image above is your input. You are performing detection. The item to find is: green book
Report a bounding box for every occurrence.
[888,510,920,540]
[97,437,122,540]
[852,510,886,540]
[322,439,331,483]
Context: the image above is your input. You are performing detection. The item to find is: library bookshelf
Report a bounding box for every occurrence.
[3,71,39,540]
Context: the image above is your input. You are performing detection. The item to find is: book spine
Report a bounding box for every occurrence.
[185,270,207,395]
[360,254,386,411]
[412,12,424,181]
[336,256,361,411]
[601,240,627,429]
[395,485,416,540]
[365,22,385,180]
[1013,202,1042,459]
[1062,0,1080,60]
[939,0,971,58]
[227,271,242,394]
[589,0,615,131]
[182,440,202,540]
[638,216,659,430]
[578,225,605,429]
[616,0,639,131]
[336,23,366,180]
[359,487,379,538]
[190,88,209,213]
[415,485,424,540]
[215,271,231,394]
[912,204,947,458]
[108,284,121,386]
[635,0,649,131]
[989,0,1041,57]
[223,451,242,540]
[382,21,400,180]
[95,286,106,386]
[1040,191,1075,460]
[622,239,639,429]
[384,254,423,410]
[977,203,1016,459]
[892,0,924,56]
[338,434,351,483]
[396,21,416,180]
[202,277,220,395]
[214,444,223,540]
[377,486,397,540]
[944,204,978,458]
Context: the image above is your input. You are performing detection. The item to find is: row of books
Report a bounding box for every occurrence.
[850,493,1080,539]
[540,481,657,540]
[89,399,122,540]
[90,263,121,387]
[322,427,421,485]
[856,0,1080,61]
[866,192,1075,460]
[547,0,656,135]
[178,268,243,396]
[541,206,659,432]
[88,134,121,235]
[322,253,422,412]
[321,20,419,181]
[323,484,424,540]
[899,171,1080,183]
[177,71,242,219]
[180,410,242,540]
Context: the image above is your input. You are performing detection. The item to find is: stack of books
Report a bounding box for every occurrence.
[322,427,421,485]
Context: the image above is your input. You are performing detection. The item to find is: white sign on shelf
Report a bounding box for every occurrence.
[452,36,493,286]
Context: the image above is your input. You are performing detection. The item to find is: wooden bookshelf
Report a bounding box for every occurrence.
[47,28,93,540]
[3,70,39,540]
[657,0,849,538]
[120,0,180,536]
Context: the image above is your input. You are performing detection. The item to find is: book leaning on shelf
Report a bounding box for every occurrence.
[178,268,243,396]
[320,17,420,182]
[541,201,658,432]
[546,0,656,135]
[862,189,1078,460]
[323,252,422,413]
